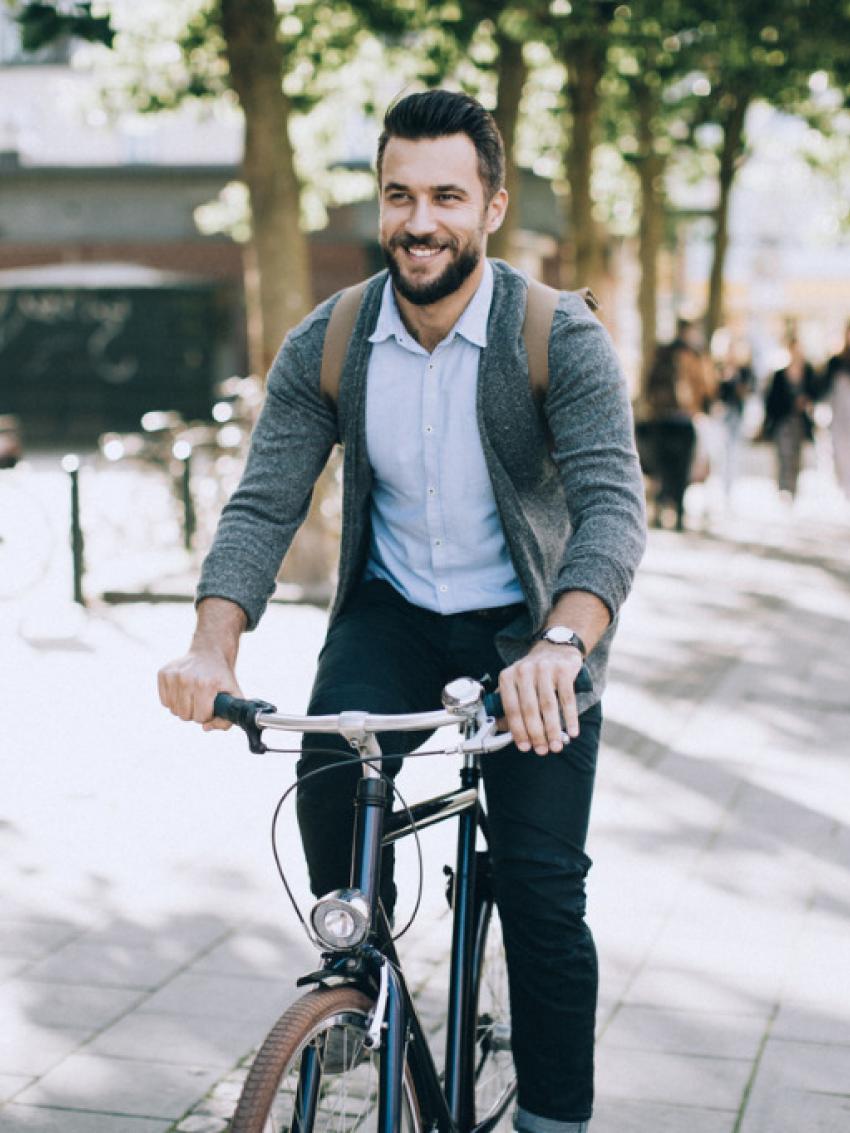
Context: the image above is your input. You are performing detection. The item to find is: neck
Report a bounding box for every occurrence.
[393,258,487,354]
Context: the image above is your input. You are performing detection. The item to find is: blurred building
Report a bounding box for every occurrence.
[0,12,249,443]
[0,13,577,443]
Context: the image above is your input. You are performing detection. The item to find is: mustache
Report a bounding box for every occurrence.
[388,234,458,253]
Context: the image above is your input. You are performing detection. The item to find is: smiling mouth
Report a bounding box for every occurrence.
[404,245,446,261]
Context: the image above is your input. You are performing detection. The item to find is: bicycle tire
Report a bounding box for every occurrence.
[230,985,422,1133]
[472,900,516,1126]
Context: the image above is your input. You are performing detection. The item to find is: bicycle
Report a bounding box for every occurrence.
[214,663,592,1133]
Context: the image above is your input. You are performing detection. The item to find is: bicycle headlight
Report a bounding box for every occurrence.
[310,889,370,950]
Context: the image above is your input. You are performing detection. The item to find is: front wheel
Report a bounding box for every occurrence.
[230,986,422,1133]
[472,900,517,1126]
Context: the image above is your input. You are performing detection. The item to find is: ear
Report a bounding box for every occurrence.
[484,188,509,235]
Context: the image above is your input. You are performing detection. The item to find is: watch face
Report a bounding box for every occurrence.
[540,626,586,656]
[543,626,576,645]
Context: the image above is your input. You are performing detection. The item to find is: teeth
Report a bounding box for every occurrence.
[408,247,442,258]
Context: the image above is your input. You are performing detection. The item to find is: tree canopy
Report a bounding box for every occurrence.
[12,0,850,377]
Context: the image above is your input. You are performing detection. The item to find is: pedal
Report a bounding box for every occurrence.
[489,1023,512,1051]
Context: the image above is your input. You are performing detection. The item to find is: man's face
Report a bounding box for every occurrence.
[379,133,506,306]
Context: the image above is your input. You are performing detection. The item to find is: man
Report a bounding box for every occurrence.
[159,90,646,1133]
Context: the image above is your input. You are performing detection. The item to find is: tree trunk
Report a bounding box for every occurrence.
[489,31,527,264]
[561,32,607,288]
[705,94,749,344]
[634,81,665,398]
[221,0,332,587]
[221,0,312,374]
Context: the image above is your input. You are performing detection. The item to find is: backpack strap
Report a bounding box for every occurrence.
[320,274,600,407]
[319,278,371,406]
[522,279,600,398]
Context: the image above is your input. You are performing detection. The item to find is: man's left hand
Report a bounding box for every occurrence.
[498,642,584,755]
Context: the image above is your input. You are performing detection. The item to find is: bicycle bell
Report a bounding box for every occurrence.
[442,677,484,713]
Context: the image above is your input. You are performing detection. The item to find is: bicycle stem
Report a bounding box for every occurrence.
[350,731,390,932]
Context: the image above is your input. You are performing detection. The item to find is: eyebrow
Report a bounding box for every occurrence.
[383,181,469,196]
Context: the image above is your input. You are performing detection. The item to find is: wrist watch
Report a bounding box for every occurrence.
[536,625,587,657]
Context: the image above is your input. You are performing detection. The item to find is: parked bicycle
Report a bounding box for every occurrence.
[215,664,591,1133]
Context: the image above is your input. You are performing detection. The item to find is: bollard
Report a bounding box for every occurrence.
[172,440,195,551]
[61,453,85,605]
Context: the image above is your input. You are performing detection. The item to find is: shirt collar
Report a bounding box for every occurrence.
[368,259,493,351]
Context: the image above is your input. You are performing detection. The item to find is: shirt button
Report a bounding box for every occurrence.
[427,487,436,496]
[439,585,448,593]
[435,539,442,547]
[425,425,433,434]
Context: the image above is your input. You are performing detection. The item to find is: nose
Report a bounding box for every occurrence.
[405,195,438,237]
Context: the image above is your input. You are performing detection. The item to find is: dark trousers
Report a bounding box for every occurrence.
[653,418,696,528]
[296,580,602,1123]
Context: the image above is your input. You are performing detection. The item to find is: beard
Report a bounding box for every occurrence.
[382,232,483,306]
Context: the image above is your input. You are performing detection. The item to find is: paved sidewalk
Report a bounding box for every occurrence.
[1,457,849,1131]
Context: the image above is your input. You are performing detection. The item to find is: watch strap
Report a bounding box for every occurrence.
[536,626,587,657]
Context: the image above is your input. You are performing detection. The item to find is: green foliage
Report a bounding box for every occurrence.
[14,0,850,244]
[16,1,114,50]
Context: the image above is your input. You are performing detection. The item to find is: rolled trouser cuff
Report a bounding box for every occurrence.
[515,1106,589,1133]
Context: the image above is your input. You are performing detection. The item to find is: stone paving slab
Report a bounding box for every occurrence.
[590,1098,737,1133]
[1,1106,172,1132]
[0,1025,91,1078]
[0,959,28,982]
[0,922,82,960]
[620,963,776,1016]
[0,1076,34,1105]
[13,1055,223,1122]
[596,1046,753,1111]
[0,981,144,1031]
[187,929,311,978]
[601,1005,767,1060]
[738,1039,850,1133]
[88,1012,269,1069]
[771,1003,850,1046]
[21,943,190,991]
[77,919,232,959]
[135,972,297,1026]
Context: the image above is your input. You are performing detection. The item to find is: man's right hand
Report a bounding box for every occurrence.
[157,649,243,731]
[157,597,248,730]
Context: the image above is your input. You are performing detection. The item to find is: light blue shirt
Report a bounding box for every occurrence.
[363,260,524,614]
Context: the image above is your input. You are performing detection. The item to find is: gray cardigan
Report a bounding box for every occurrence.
[197,259,647,710]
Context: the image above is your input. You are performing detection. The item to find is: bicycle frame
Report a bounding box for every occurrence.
[332,747,508,1133]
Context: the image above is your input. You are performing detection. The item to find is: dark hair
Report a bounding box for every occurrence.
[376,90,505,202]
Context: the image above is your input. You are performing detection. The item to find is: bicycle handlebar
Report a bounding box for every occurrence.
[213,664,593,755]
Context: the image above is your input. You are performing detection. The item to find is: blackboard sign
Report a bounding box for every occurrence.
[0,280,238,444]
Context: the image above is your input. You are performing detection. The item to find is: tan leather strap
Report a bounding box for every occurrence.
[522,280,600,398]
[522,278,560,398]
[320,274,601,407]
[320,278,370,406]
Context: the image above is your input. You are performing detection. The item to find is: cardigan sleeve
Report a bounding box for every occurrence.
[544,297,647,620]
[196,318,339,630]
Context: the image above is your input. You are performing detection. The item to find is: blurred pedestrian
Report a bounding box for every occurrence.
[822,321,850,501]
[716,339,756,503]
[763,337,818,501]
[644,319,715,530]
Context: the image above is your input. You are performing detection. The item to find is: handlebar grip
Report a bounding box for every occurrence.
[213,692,277,753]
[483,663,593,718]
[213,692,248,725]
